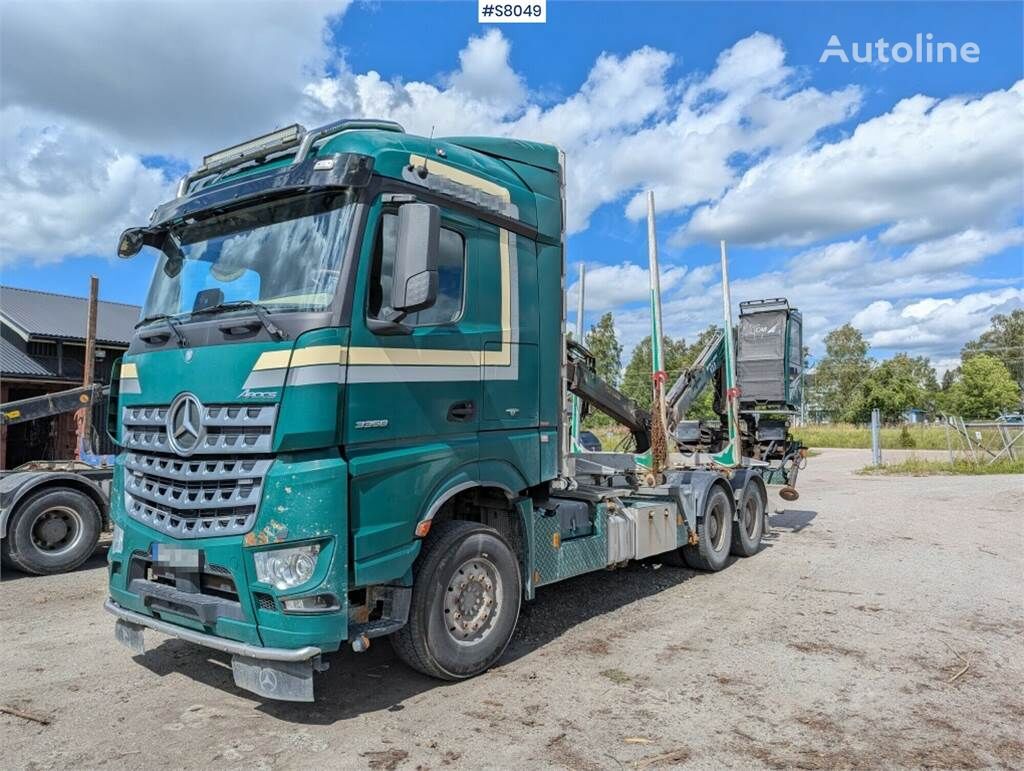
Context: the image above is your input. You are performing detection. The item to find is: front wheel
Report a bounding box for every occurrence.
[2,488,102,575]
[390,520,522,680]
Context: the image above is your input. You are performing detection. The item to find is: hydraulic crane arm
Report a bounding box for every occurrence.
[0,385,106,426]
[665,329,725,430]
[565,340,651,452]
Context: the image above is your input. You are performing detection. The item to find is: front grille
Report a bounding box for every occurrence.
[254,592,277,611]
[122,404,277,455]
[121,402,277,539]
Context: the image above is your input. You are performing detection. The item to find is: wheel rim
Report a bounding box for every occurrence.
[30,505,84,556]
[708,499,727,550]
[743,495,760,539]
[443,555,503,646]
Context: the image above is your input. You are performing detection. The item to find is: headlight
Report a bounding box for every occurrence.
[253,543,321,591]
[111,524,124,554]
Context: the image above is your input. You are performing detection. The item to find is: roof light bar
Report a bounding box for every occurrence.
[177,118,405,199]
[201,123,306,172]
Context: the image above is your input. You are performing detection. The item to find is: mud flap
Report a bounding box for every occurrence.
[114,619,146,654]
[231,655,322,702]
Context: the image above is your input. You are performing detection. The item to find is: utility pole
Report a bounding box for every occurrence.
[78,276,99,457]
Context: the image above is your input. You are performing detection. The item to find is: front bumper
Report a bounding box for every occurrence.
[106,598,326,701]
[105,598,321,661]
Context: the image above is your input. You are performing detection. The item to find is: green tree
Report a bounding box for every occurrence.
[581,313,623,429]
[621,335,689,412]
[961,309,1024,389]
[941,367,960,391]
[852,354,927,423]
[681,325,722,419]
[584,312,623,388]
[946,354,1021,419]
[808,324,872,421]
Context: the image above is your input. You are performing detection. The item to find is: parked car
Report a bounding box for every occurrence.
[578,430,603,451]
[995,413,1024,424]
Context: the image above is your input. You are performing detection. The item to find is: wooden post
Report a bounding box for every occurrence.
[78,276,99,457]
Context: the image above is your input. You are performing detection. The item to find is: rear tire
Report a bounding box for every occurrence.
[3,488,102,575]
[391,520,522,680]
[730,483,765,557]
[681,486,733,571]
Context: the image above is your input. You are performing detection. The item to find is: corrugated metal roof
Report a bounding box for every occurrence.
[0,338,57,378]
[0,286,140,345]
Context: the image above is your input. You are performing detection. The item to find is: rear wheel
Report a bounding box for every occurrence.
[391,520,522,680]
[681,486,733,571]
[2,488,102,575]
[730,484,766,557]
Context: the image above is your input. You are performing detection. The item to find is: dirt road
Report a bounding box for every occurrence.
[2,449,1022,769]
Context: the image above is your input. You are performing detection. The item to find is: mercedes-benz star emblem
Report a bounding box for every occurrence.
[166,392,204,456]
[258,668,278,693]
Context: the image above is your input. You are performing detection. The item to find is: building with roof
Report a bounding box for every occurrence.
[1,285,140,468]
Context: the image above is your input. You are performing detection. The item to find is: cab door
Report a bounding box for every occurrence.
[344,196,482,577]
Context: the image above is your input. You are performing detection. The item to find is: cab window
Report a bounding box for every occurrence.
[367,212,465,326]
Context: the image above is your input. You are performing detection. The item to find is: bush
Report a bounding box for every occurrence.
[898,425,916,448]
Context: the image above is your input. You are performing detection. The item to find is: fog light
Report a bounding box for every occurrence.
[282,594,339,613]
[253,543,321,591]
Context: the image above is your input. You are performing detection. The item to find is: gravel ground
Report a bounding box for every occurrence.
[2,448,1022,769]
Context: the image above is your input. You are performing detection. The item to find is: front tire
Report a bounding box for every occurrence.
[2,488,102,575]
[681,486,733,571]
[730,483,766,557]
[391,520,522,680]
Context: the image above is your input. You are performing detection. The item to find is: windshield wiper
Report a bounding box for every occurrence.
[191,300,288,340]
[135,313,190,348]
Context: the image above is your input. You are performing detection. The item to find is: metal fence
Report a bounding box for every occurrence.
[944,417,1023,464]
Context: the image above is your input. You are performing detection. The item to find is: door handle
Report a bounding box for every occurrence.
[447,400,475,422]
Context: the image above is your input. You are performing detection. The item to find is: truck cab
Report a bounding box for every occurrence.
[106,120,567,699]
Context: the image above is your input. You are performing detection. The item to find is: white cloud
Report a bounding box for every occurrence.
[789,237,874,277]
[304,31,861,234]
[567,262,689,313]
[850,289,1024,351]
[0,0,351,157]
[446,29,526,111]
[0,108,173,264]
[680,81,1024,246]
[883,228,1024,276]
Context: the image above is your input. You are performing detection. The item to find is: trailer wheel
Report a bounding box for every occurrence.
[681,486,733,571]
[391,520,522,680]
[2,488,102,576]
[730,484,766,557]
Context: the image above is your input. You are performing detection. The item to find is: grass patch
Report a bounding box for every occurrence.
[599,668,632,685]
[584,425,632,452]
[794,423,950,450]
[859,456,1024,476]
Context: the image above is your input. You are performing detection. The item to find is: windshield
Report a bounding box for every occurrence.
[140,191,357,322]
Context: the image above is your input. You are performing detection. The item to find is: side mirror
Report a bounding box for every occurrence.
[117,228,146,258]
[390,203,440,313]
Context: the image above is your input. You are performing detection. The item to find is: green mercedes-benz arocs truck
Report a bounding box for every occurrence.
[106,119,803,701]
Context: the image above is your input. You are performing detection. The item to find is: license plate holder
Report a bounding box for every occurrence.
[150,543,200,569]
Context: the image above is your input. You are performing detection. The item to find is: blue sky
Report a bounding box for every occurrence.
[1,0,1021,371]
